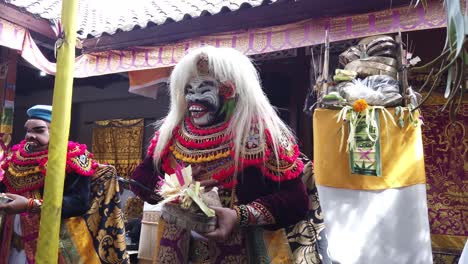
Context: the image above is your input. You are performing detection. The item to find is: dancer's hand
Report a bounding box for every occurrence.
[204,206,238,242]
[0,193,29,214]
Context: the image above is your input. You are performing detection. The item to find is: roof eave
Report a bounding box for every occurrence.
[81,0,411,53]
[0,2,55,40]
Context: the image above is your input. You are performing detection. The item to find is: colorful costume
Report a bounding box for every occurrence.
[133,119,308,263]
[0,104,129,264]
[0,140,97,263]
[131,46,328,263]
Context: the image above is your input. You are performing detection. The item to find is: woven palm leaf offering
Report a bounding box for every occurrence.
[156,165,221,233]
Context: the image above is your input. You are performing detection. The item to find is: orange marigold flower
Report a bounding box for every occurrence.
[353,99,368,112]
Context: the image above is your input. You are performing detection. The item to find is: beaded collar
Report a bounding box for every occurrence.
[148,117,304,187]
[1,140,97,194]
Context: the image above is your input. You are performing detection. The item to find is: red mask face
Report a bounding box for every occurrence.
[24,119,50,152]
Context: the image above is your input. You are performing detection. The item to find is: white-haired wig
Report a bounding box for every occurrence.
[154,46,296,170]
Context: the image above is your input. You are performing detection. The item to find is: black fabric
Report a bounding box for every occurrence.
[126,218,142,246]
[130,155,161,204]
[237,166,309,229]
[62,173,91,218]
[0,172,90,219]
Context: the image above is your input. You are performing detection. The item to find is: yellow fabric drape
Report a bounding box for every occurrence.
[60,217,101,264]
[92,118,144,178]
[36,0,78,262]
[313,108,426,190]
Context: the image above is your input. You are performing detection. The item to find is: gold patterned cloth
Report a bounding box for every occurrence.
[83,165,129,264]
[286,157,331,263]
[421,94,468,263]
[92,119,144,178]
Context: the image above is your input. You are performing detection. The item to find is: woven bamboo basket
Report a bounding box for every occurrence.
[160,188,222,233]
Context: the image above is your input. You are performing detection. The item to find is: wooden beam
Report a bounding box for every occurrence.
[82,0,411,53]
[0,3,55,39]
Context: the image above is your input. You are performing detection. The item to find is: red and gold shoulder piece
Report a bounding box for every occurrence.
[66,142,98,176]
[241,125,303,182]
[262,129,303,182]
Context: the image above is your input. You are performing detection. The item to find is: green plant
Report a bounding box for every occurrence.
[411,0,467,121]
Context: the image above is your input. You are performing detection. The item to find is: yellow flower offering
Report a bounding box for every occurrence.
[353,99,368,112]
